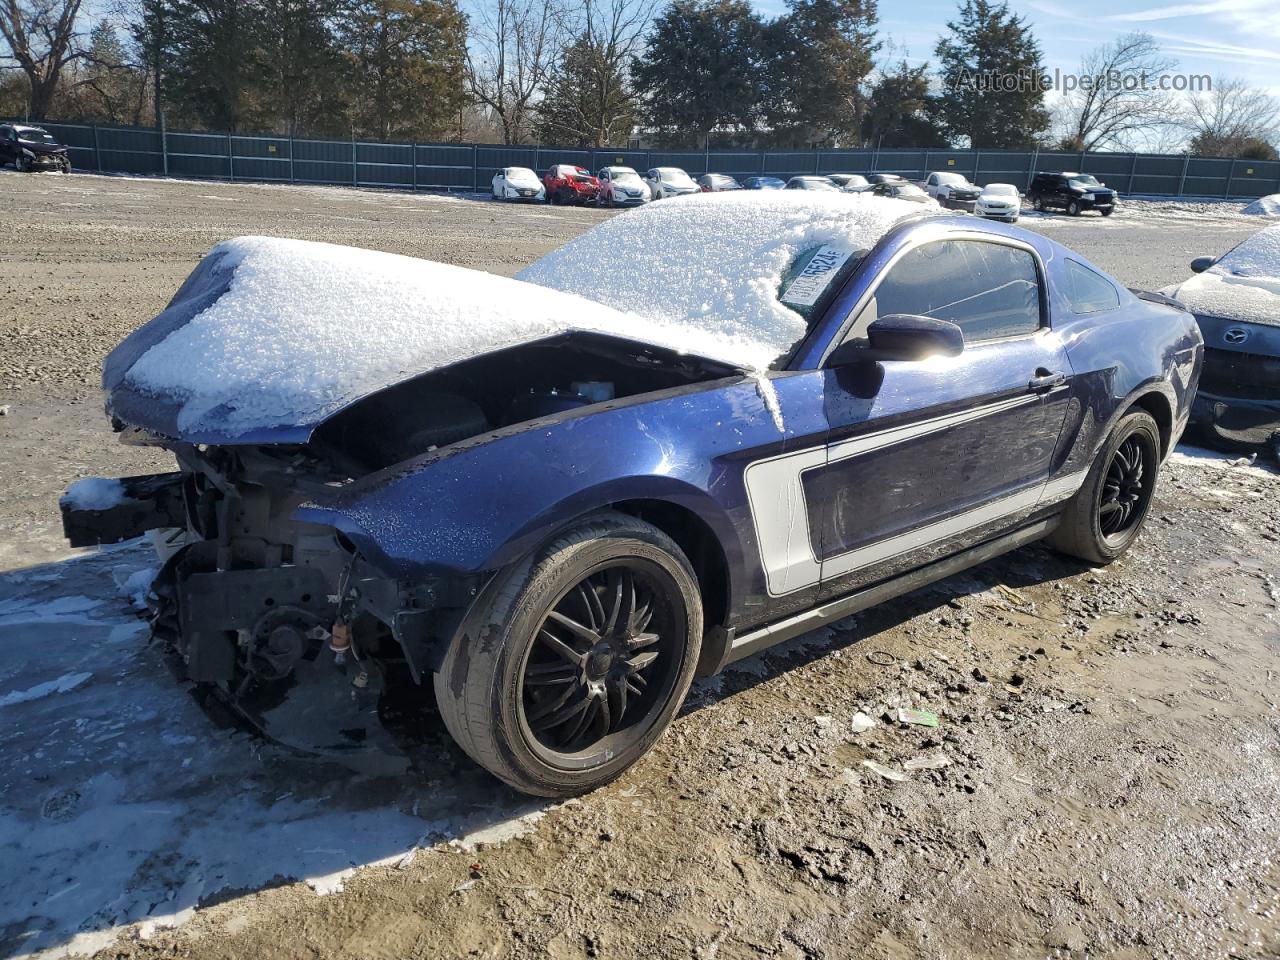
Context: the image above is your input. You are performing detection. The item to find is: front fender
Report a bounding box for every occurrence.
[295,379,773,600]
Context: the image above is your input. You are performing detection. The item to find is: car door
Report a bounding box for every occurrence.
[810,235,1073,600]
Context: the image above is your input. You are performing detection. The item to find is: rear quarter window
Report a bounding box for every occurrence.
[1063,259,1121,314]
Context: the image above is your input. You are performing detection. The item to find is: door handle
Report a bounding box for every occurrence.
[1028,370,1066,392]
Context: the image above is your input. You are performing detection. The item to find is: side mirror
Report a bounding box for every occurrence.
[1190,256,1215,273]
[828,314,965,365]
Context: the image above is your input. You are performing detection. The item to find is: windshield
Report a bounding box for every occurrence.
[1069,174,1100,186]
[777,245,865,324]
[609,167,638,178]
[984,184,1018,196]
[1216,225,1280,278]
[795,178,837,191]
[18,129,57,145]
[937,173,965,185]
[506,167,536,179]
[845,175,868,186]
[658,168,694,185]
[898,185,927,198]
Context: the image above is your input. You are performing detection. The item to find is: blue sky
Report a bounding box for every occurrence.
[748,0,1280,95]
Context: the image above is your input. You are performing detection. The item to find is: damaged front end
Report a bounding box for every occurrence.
[62,441,484,774]
[65,329,738,771]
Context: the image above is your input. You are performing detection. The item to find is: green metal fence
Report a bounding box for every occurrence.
[16,119,1280,199]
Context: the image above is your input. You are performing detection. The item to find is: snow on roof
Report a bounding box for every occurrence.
[518,191,928,353]
[1242,194,1280,218]
[1167,222,1280,325]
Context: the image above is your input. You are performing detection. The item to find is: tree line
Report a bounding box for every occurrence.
[2,0,1277,158]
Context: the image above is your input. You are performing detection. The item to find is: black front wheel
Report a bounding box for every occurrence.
[1067,199,1082,216]
[433,512,703,796]
[1048,409,1161,564]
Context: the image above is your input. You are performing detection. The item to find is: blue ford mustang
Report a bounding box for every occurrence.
[64,196,1202,796]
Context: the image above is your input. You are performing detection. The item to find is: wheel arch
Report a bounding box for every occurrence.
[1128,388,1174,457]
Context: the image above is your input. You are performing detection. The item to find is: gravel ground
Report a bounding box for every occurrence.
[0,171,1277,960]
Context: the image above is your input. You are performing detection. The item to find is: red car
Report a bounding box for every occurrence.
[543,164,600,205]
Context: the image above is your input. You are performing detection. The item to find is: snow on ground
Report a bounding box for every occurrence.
[0,546,549,959]
[1019,196,1272,228]
[1168,443,1280,479]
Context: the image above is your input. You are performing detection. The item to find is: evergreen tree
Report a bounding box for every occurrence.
[338,0,468,141]
[631,0,766,148]
[933,0,1048,148]
[764,0,879,147]
[862,60,948,148]
[257,0,347,135]
[535,35,635,147]
[163,0,265,131]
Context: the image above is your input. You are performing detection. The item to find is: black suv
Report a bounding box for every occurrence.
[1027,172,1116,216]
[0,124,71,173]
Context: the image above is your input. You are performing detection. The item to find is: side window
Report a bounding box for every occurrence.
[927,174,937,185]
[1064,259,1120,314]
[870,239,1043,343]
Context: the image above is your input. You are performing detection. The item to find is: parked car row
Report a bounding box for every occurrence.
[493,163,1119,224]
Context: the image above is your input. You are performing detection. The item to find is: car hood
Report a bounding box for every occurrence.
[20,140,66,154]
[102,237,764,445]
[1163,270,1280,329]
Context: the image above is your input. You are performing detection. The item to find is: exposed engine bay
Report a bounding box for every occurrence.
[64,332,738,770]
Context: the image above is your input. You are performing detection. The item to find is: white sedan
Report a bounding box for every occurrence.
[491,167,546,202]
[975,183,1022,222]
[598,166,652,206]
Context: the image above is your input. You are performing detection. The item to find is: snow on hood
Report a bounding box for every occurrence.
[518,191,930,354]
[1243,194,1280,217]
[1165,222,1280,326]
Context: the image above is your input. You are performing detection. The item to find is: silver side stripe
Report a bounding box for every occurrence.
[743,392,1084,597]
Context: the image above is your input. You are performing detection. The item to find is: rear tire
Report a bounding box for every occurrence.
[1048,410,1161,565]
[433,511,703,797]
[1034,197,1046,212]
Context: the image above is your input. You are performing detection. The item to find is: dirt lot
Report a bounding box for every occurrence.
[1,172,1278,960]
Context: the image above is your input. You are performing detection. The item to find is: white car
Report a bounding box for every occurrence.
[644,167,699,200]
[923,171,981,210]
[835,174,871,193]
[491,167,545,202]
[598,166,651,206]
[975,183,1022,222]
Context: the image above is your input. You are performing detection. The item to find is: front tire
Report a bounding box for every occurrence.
[15,155,29,172]
[1067,199,1082,216]
[1048,409,1161,565]
[433,511,703,797]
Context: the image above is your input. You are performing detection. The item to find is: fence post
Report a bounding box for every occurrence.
[1127,152,1138,195]
[923,149,930,176]
[973,150,981,182]
[472,144,478,193]
[411,141,417,191]
[227,131,234,181]
[92,124,101,172]
[351,135,357,186]
[1027,146,1038,189]
[1225,158,1236,198]
[1178,153,1190,197]
[289,133,295,184]
[160,111,168,176]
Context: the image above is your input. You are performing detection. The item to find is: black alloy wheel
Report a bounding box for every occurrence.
[520,562,677,756]
[1098,434,1155,543]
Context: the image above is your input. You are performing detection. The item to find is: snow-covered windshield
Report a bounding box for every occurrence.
[607,167,638,179]
[936,173,966,186]
[1069,174,1100,186]
[657,168,695,185]
[983,184,1018,196]
[1214,223,1280,278]
[505,167,537,180]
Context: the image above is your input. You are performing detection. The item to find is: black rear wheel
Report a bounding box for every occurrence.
[1048,409,1160,564]
[434,512,702,796]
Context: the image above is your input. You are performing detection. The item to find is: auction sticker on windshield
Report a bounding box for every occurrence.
[780,246,854,307]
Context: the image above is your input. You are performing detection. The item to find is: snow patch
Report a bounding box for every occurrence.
[0,671,92,708]
[1162,222,1280,325]
[60,477,128,511]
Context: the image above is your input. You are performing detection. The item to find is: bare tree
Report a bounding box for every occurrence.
[1054,33,1179,152]
[533,0,652,147]
[1186,75,1280,157]
[0,0,85,119]
[466,0,565,144]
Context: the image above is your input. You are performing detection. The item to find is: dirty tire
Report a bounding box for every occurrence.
[433,511,703,797]
[1048,409,1161,565]
[1067,200,1082,216]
